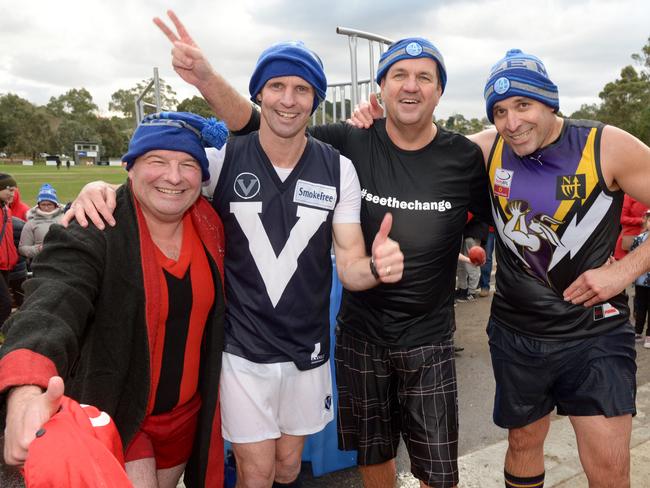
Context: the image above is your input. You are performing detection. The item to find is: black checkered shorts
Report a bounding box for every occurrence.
[334,327,459,487]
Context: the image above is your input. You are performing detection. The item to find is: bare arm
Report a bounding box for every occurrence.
[154,10,252,131]
[333,213,403,291]
[467,128,497,168]
[3,377,64,465]
[60,182,120,228]
[564,126,650,306]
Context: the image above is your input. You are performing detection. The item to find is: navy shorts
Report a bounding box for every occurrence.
[487,319,637,429]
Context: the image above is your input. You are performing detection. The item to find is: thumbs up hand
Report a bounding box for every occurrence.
[371,213,404,283]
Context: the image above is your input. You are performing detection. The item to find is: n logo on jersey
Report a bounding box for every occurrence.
[230,201,328,307]
[234,172,261,199]
[556,174,586,200]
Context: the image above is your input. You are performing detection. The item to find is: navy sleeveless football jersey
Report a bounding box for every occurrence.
[212,132,341,370]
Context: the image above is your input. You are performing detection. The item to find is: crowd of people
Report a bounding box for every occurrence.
[1,8,650,488]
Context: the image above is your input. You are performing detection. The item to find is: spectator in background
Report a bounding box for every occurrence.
[19,184,65,260]
[631,210,650,347]
[478,225,495,297]
[0,174,18,328]
[9,216,27,308]
[614,194,649,260]
[456,213,489,302]
[8,188,29,222]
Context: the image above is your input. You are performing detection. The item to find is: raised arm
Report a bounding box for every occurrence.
[153,9,252,131]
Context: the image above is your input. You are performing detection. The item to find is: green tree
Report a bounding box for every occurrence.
[443,113,489,135]
[94,117,132,158]
[109,79,178,120]
[0,94,53,158]
[54,119,100,156]
[177,96,215,118]
[46,88,98,119]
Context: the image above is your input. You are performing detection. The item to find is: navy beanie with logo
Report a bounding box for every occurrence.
[484,49,559,123]
[122,112,228,181]
[376,37,447,93]
[248,41,327,114]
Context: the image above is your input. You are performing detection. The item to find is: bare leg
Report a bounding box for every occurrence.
[274,434,305,483]
[359,458,396,488]
[157,463,186,488]
[233,439,276,488]
[126,458,158,488]
[505,414,550,476]
[570,414,631,488]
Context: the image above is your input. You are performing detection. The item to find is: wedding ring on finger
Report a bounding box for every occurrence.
[386,265,392,276]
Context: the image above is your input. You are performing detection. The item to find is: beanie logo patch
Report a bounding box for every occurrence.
[494,77,510,95]
[234,172,261,199]
[405,42,423,57]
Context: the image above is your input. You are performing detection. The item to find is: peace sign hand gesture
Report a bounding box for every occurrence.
[153,10,216,91]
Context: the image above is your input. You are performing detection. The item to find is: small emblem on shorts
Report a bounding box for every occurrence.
[494,168,514,198]
[405,42,423,56]
[593,302,621,321]
[234,172,261,199]
[324,395,332,411]
[494,77,510,95]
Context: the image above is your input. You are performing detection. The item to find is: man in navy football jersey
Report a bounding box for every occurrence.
[65,12,404,488]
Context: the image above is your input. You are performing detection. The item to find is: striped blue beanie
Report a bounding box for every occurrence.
[376,37,447,93]
[484,49,559,123]
[37,183,58,205]
[249,41,327,114]
[122,112,228,181]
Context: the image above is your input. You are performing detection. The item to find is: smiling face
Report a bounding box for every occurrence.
[380,57,442,129]
[258,76,314,141]
[128,150,202,225]
[492,96,561,156]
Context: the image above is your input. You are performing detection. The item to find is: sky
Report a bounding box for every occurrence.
[1,0,649,121]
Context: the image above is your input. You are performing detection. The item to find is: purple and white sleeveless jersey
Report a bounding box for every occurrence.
[488,119,628,339]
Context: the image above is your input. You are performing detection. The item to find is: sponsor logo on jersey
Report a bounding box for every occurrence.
[234,172,261,199]
[324,395,332,411]
[593,302,621,321]
[556,174,586,200]
[494,168,513,198]
[311,342,325,363]
[293,180,337,211]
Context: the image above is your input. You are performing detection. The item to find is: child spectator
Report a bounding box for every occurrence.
[631,209,650,349]
[18,184,65,259]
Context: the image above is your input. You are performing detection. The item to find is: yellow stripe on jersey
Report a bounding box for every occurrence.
[551,127,599,224]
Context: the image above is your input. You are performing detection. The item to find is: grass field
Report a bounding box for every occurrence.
[0,163,128,207]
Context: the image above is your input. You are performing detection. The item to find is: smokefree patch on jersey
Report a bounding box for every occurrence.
[293,179,337,210]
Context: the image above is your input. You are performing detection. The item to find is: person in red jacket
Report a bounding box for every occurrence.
[0,174,18,327]
[614,194,649,260]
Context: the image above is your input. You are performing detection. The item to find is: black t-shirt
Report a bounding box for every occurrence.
[238,111,490,346]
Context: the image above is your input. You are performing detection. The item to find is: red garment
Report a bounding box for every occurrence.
[0,205,18,270]
[23,396,131,488]
[614,195,649,259]
[10,188,29,221]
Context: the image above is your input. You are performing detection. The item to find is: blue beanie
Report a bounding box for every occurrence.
[376,37,447,93]
[248,41,327,114]
[37,183,58,205]
[122,112,228,181]
[484,49,559,123]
